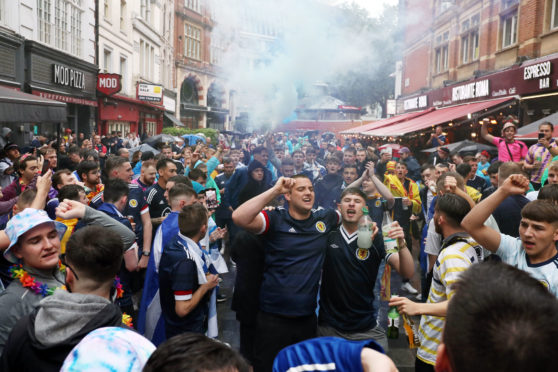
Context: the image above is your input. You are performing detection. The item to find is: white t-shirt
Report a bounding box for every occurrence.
[497,234,558,297]
[526,190,539,201]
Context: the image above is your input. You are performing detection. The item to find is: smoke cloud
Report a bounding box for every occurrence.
[210,0,395,129]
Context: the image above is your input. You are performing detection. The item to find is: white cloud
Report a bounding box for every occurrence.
[328,0,398,17]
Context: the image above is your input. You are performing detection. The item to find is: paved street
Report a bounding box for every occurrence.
[216,242,422,371]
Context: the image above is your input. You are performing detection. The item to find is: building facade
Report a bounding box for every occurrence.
[97,0,176,137]
[174,0,229,130]
[399,0,558,125]
[0,0,97,141]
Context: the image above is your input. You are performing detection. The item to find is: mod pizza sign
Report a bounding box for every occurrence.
[97,73,122,96]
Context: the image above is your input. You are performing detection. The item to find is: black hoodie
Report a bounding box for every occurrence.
[0,291,124,372]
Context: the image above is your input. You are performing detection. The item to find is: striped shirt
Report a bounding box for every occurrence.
[525,140,558,183]
[417,234,483,366]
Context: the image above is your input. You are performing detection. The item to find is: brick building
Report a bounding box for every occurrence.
[174,0,229,130]
[364,0,558,143]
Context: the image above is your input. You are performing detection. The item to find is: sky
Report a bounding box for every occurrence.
[328,0,399,17]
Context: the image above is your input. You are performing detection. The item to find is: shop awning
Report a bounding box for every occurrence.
[0,86,67,122]
[341,108,434,134]
[363,97,516,137]
[164,112,184,127]
[517,112,558,135]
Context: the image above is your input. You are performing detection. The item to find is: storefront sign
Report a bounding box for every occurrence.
[452,79,490,102]
[163,95,176,113]
[137,83,163,103]
[97,73,122,96]
[403,95,428,111]
[523,61,551,80]
[32,90,98,106]
[53,64,85,89]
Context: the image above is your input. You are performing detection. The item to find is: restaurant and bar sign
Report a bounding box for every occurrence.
[402,55,558,112]
[52,64,85,90]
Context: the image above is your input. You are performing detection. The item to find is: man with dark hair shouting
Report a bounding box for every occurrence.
[233,175,340,372]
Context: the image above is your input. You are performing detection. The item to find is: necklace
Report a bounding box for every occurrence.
[9,264,64,297]
[9,264,133,327]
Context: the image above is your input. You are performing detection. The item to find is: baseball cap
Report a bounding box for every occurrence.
[4,143,18,151]
[4,208,67,264]
[399,147,411,154]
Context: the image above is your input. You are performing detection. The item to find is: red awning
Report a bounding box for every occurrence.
[111,94,164,111]
[341,108,434,134]
[363,97,516,137]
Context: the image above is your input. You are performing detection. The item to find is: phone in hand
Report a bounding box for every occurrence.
[539,132,545,140]
[205,188,218,210]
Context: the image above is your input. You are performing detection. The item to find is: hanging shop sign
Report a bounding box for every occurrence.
[137,83,163,103]
[97,73,122,96]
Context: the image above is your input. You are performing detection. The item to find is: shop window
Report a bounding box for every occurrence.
[501,11,518,48]
[145,121,156,136]
[434,31,449,74]
[180,78,199,105]
[185,23,201,60]
[551,0,558,30]
[460,14,480,64]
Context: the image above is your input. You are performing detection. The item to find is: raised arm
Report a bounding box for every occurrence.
[461,174,529,252]
[386,221,414,279]
[480,121,495,144]
[232,177,295,233]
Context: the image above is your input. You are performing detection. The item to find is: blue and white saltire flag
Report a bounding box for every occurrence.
[137,212,179,346]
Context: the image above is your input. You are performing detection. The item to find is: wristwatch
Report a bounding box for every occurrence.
[141,251,150,257]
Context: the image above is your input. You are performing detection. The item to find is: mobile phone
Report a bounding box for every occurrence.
[205,188,218,210]
[539,132,545,139]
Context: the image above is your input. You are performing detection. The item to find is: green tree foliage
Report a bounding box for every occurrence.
[331,4,400,117]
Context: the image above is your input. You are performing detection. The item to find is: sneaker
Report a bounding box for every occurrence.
[217,293,227,303]
[401,282,418,295]
[415,293,422,301]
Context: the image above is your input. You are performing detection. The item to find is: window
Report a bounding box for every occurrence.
[434,31,449,73]
[501,11,518,48]
[120,56,127,92]
[460,14,480,64]
[141,0,151,23]
[551,0,558,30]
[103,49,112,72]
[55,0,67,50]
[120,0,126,30]
[38,0,52,44]
[185,0,201,13]
[502,0,519,10]
[139,39,155,80]
[103,0,109,19]
[70,2,81,56]
[185,24,201,60]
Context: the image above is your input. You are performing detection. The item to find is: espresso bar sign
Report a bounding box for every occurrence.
[53,64,85,90]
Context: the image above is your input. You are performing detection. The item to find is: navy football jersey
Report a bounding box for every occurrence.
[257,207,340,317]
[319,226,389,332]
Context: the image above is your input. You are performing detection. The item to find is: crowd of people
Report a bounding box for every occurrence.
[0,117,556,372]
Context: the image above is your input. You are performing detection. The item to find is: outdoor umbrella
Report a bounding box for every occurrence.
[144,134,176,147]
[458,142,497,154]
[128,144,160,160]
[182,134,206,146]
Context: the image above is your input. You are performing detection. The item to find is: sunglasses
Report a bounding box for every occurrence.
[59,254,79,280]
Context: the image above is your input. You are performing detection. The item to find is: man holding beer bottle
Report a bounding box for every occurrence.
[318,187,414,351]
[389,193,483,372]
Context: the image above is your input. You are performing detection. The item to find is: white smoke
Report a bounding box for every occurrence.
[210,0,393,129]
